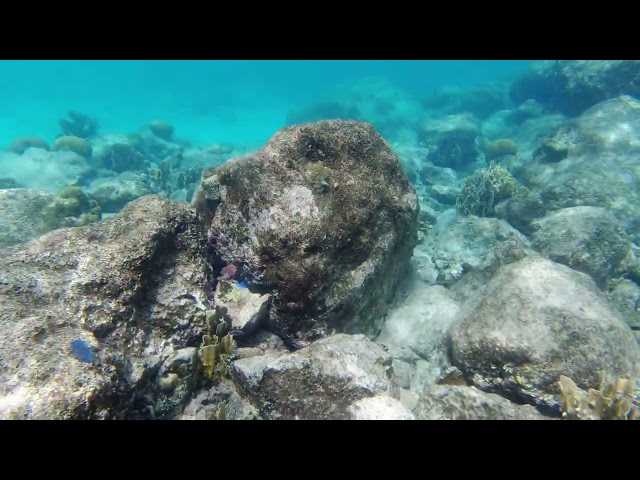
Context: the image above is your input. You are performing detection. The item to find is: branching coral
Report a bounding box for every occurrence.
[59,110,99,139]
[199,318,235,382]
[558,375,638,420]
[456,163,519,217]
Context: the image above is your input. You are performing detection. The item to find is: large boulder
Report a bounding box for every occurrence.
[449,256,639,414]
[197,120,418,347]
[230,334,401,419]
[0,196,211,419]
[414,384,548,420]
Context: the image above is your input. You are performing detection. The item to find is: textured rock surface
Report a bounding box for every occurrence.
[414,384,548,420]
[532,206,631,286]
[510,60,640,116]
[88,174,152,213]
[0,195,210,419]
[418,114,481,171]
[377,283,460,385]
[0,189,56,248]
[519,96,640,243]
[200,120,418,346]
[414,209,529,287]
[346,395,415,420]
[230,334,399,419]
[608,280,640,334]
[449,256,639,414]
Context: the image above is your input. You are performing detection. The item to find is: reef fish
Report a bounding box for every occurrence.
[71,339,93,363]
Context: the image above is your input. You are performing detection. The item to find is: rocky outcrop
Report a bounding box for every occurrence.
[414,384,548,420]
[449,256,639,414]
[198,120,418,347]
[230,334,400,419]
[0,195,210,419]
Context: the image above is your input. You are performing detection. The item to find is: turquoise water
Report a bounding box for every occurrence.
[0,60,534,148]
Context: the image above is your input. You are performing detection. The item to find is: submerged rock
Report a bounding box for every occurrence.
[519,96,640,244]
[230,334,400,419]
[532,206,632,286]
[418,114,481,171]
[449,256,639,414]
[414,384,548,420]
[198,120,418,347]
[0,189,56,248]
[347,395,415,420]
[414,209,529,287]
[0,196,210,419]
[88,174,152,213]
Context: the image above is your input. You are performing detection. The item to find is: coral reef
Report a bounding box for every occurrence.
[456,163,519,217]
[149,120,174,141]
[53,136,92,159]
[9,136,49,154]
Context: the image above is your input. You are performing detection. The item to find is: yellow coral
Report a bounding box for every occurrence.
[559,375,637,420]
[53,136,92,158]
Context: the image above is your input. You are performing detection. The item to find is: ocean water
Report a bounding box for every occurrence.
[0,60,533,148]
[2,59,640,420]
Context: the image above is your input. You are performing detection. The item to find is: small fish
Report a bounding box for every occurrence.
[237,280,248,289]
[71,339,93,363]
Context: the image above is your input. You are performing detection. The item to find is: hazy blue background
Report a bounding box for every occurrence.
[0,60,535,148]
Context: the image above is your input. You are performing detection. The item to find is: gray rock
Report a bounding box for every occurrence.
[134,128,183,163]
[179,382,260,420]
[418,114,481,170]
[532,206,632,286]
[88,175,152,213]
[416,209,529,287]
[347,395,415,420]
[414,385,548,420]
[231,334,399,419]
[376,279,462,402]
[0,189,56,248]
[426,184,459,205]
[378,284,460,378]
[608,280,640,332]
[449,256,639,414]
[198,120,418,346]
[213,280,269,335]
[0,196,210,419]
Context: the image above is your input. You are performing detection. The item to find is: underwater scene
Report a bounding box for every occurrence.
[0,59,639,420]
